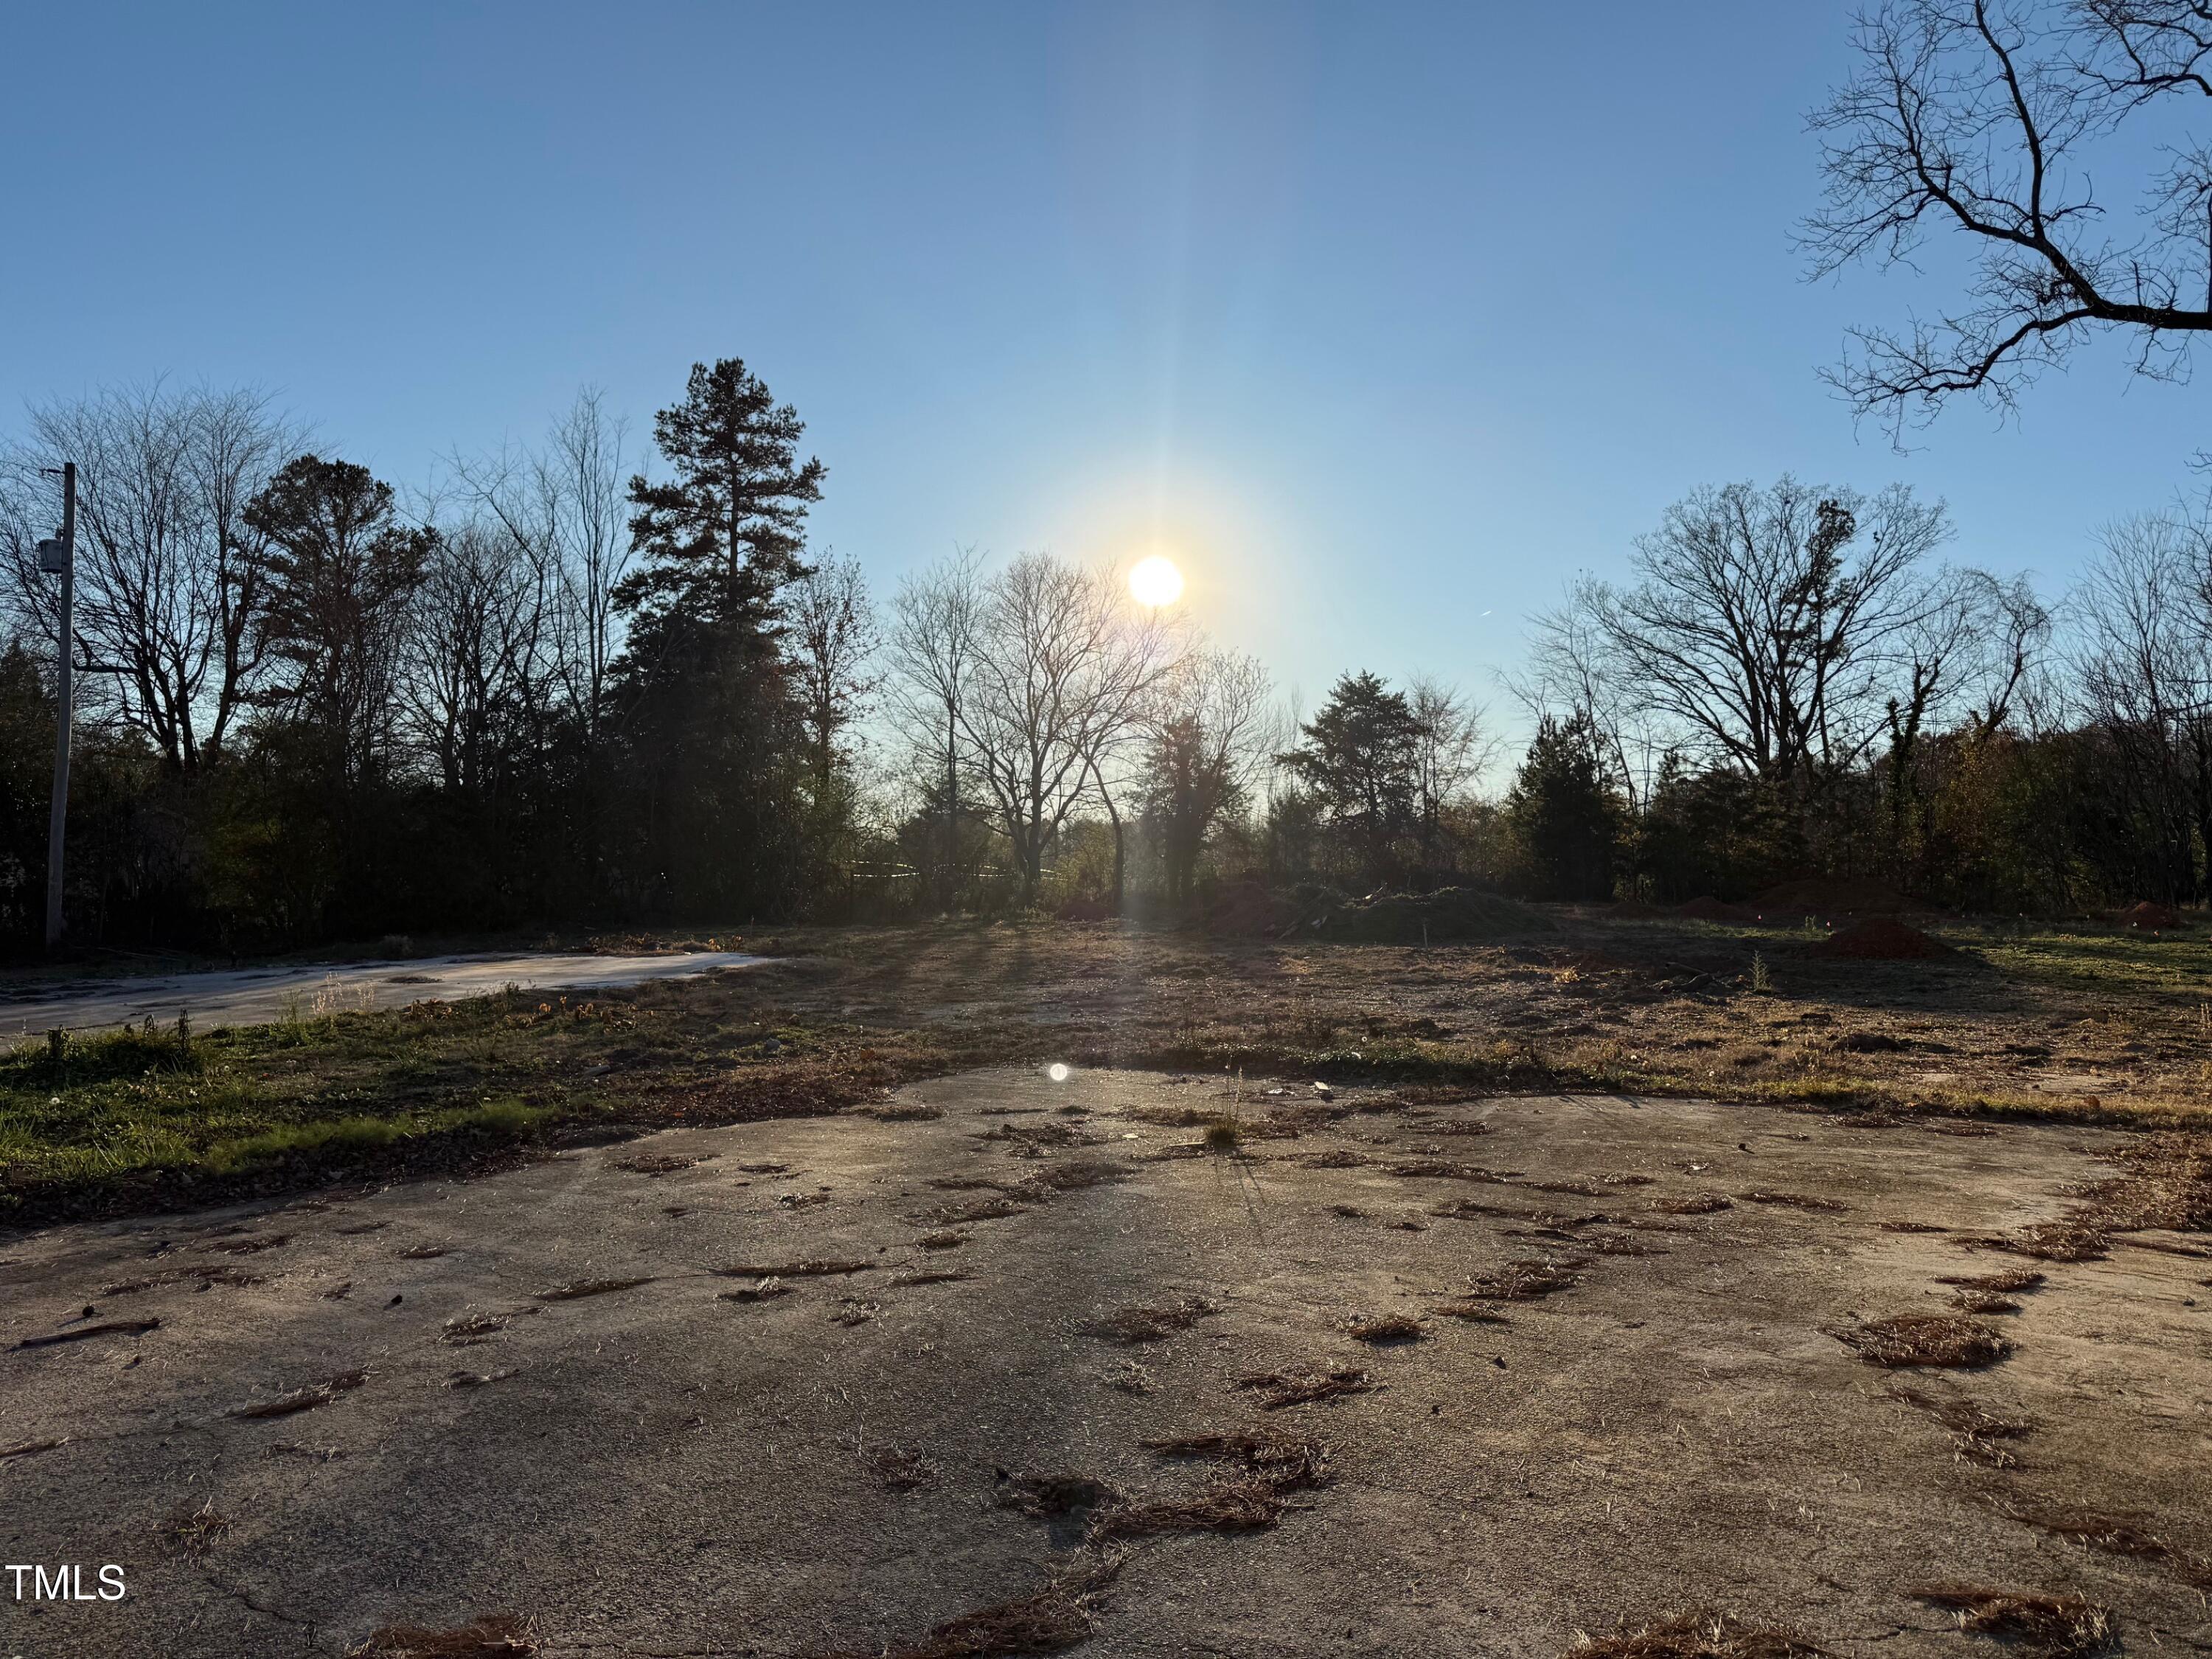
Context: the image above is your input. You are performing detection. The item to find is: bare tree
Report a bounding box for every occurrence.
[787,550,882,794]
[0,383,299,772]
[2072,502,2212,895]
[444,389,633,740]
[1140,648,1273,907]
[887,546,986,905]
[400,519,556,797]
[1557,478,1954,791]
[1806,0,2212,436]
[959,553,1168,909]
[1406,673,1502,874]
[1070,574,1185,912]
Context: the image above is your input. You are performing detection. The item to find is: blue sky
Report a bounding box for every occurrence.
[2,2,2201,740]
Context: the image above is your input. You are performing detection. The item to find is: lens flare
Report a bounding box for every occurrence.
[1047,1062,1071,1082]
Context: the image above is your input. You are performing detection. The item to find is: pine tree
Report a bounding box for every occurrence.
[611,359,827,917]
[1506,712,1622,901]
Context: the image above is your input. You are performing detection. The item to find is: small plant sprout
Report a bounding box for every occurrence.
[1750,953,1774,995]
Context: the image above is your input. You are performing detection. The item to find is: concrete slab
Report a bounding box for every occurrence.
[1,1071,2206,1658]
[0,951,765,1037]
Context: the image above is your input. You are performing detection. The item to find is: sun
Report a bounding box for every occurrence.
[1128,554,1184,608]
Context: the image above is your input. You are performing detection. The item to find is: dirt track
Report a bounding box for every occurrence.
[3,1069,2208,1658]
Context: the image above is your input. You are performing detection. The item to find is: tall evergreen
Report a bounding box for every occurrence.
[611,360,827,917]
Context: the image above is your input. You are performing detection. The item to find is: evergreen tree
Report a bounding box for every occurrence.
[611,359,826,917]
[1279,672,1422,883]
[1506,712,1621,901]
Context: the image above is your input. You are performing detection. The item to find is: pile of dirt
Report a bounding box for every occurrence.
[1676,896,1756,922]
[1312,887,1554,944]
[1757,877,1916,915]
[2118,900,2183,931]
[1812,917,1954,961]
[1193,880,1340,937]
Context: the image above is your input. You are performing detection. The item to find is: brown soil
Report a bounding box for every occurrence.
[1811,917,1953,960]
[2119,901,2183,931]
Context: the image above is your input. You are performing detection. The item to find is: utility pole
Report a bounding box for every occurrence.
[35,463,75,948]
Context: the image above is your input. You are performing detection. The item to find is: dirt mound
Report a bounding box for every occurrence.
[1313,887,1554,944]
[1758,877,1916,915]
[2119,901,2183,931]
[1812,917,1953,961]
[1194,880,1332,936]
[1676,897,1756,922]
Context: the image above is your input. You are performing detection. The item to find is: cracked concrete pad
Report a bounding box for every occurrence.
[2,1070,2209,1658]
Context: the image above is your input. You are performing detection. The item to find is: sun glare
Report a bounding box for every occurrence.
[1129,554,1184,608]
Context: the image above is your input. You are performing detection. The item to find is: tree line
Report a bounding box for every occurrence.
[5,355,2212,951]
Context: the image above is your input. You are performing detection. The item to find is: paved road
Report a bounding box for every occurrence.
[0,950,765,1035]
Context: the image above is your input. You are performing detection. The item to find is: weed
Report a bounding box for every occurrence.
[162,1499,232,1557]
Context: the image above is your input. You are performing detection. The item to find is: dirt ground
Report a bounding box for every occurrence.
[5,1066,2208,1658]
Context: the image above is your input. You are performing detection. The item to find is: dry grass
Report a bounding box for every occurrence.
[1339,1312,1427,1344]
[1738,1190,1847,1212]
[1913,1587,2116,1659]
[852,1440,938,1493]
[347,1615,540,1657]
[1889,1387,2034,1467]
[718,1278,791,1304]
[1430,1298,1512,1324]
[1994,1500,2212,1589]
[532,1276,655,1301]
[1082,1295,1218,1343]
[1564,1610,1827,1659]
[163,1498,232,1557]
[1140,1430,1330,1489]
[1091,1430,1329,1541]
[1466,1256,1585,1301]
[1947,1289,2020,1314]
[1653,1193,1734,1215]
[821,1556,1121,1659]
[1935,1269,2047,1293]
[996,1471,1120,1517]
[714,1259,872,1278]
[1232,1362,1374,1410]
[230,1368,368,1419]
[1829,1315,2012,1368]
